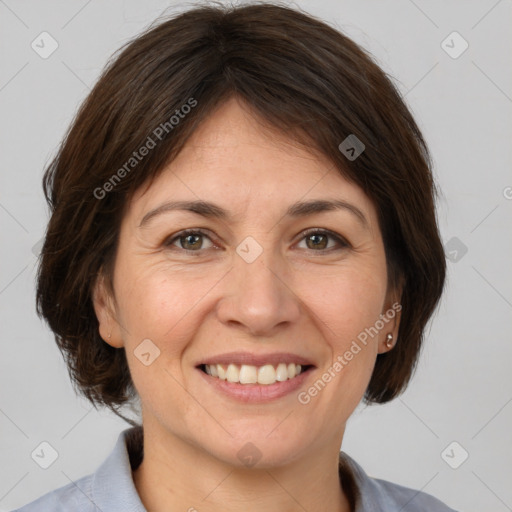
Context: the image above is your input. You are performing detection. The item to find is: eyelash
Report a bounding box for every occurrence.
[164,228,350,255]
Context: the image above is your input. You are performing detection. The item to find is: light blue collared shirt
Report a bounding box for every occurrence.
[11,426,458,511]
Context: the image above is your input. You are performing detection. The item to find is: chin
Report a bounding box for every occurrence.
[202,427,310,470]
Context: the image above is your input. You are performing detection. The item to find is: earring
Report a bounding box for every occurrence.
[385,333,394,349]
[108,331,112,340]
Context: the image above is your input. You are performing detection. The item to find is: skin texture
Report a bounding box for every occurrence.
[93,97,401,512]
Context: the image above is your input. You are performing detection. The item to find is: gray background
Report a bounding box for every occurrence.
[1,0,511,511]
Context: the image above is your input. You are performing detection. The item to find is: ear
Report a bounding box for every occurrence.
[92,272,124,348]
[377,276,404,354]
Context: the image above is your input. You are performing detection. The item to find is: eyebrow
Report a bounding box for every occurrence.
[138,198,369,229]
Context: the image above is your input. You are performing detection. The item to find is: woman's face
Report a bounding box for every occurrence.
[94,97,400,467]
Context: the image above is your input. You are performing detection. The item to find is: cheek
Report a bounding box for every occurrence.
[113,260,219,390]
[114,255,202,335]
[113,268,199,410]
[307,262,388,342]
[304,265,385,399]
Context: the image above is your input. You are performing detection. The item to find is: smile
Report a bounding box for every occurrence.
[200,363,312,385]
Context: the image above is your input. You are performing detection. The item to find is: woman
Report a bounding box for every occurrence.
[14,2,456,511]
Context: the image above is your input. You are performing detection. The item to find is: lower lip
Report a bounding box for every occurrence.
[196,367,315,403]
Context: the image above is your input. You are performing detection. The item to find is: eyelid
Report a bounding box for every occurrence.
[164,227,351,253]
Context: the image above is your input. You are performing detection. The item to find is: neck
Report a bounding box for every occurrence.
[131,421,353,512]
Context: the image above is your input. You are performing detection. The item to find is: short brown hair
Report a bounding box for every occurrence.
[36,1,446,425]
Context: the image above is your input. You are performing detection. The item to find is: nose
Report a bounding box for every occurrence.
[216,245,302,337]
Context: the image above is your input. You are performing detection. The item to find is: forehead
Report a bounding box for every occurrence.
[128,97,376,226]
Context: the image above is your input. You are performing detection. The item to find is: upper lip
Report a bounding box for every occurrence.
[197,351,316,368]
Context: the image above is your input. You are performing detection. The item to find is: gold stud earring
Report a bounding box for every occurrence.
[385,333,394,349]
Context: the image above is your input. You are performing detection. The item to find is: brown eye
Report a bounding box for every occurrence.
[165,229,214,252]
[165,228,349,255]
[298,229,349,252]
[305,233,328,250]
[179,233,203,250]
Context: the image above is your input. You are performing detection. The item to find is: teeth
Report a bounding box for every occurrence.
[258,364,276,385]
[239,364,257,384]
[276,363,288,381]
[226,363,239,382]
[217,364,226,380]
[203,363,307,385]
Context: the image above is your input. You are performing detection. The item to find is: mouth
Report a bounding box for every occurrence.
[196,362,315,403]
[194,351,316,402]
[197,362,315,385]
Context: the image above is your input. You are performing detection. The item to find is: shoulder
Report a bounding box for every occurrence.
[10,474,96,512]
[10,425,145,512]
[369,476,458,511]
[340,452,459,512]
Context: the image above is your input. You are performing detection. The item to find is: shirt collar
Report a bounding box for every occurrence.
[91,426,146,511]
